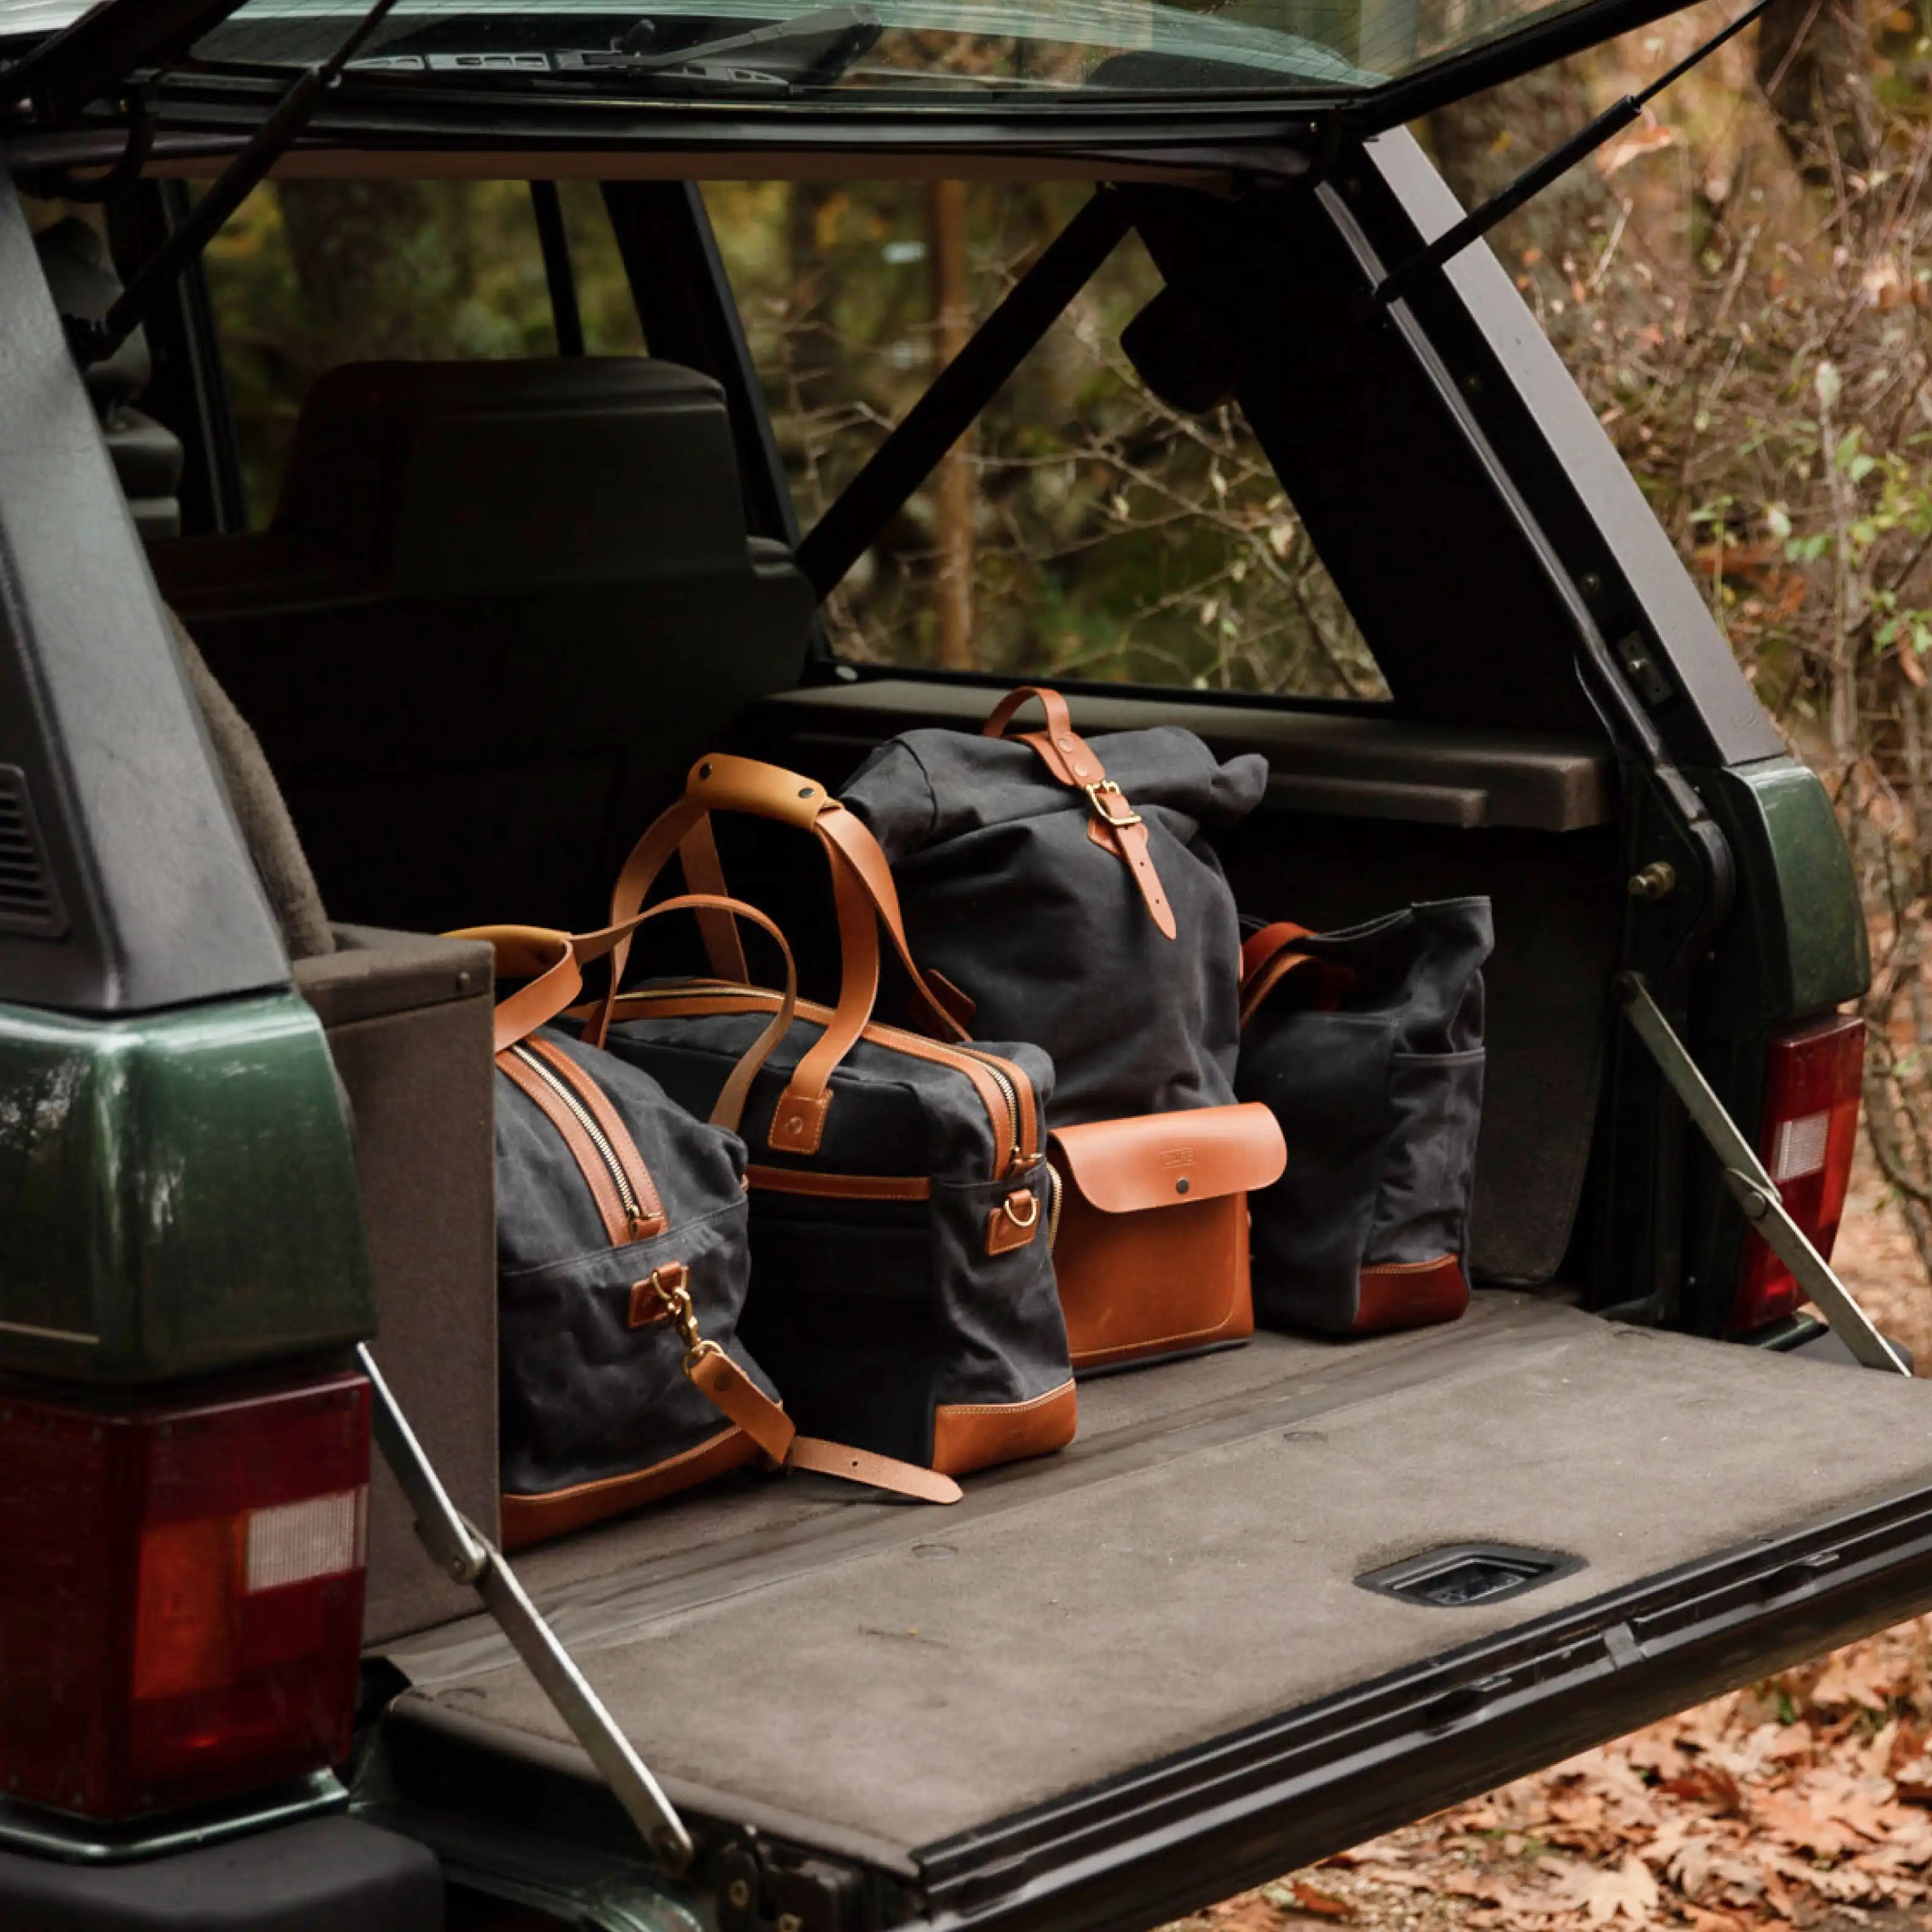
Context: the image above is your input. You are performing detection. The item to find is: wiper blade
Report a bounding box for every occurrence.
[352,7,882,92]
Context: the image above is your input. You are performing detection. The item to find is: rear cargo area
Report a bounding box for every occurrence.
[377,1293,1932,1892]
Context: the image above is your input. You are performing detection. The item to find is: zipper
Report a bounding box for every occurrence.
[1045,1161,1063,1250]
[507,1040,658,1241]
[608,984,1040,1182]
[956,1046,1027,1176]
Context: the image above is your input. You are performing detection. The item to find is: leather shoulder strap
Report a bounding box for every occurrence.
[982,685,1176,941]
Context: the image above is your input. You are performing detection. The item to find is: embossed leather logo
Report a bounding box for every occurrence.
[1160,1146,1196,1168]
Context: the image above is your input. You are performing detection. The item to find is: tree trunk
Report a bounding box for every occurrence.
[1756,0,1879,183]
[928,179,976,671]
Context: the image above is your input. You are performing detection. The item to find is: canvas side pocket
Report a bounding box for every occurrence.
[1240,1009,1397,1334]
[1368,1048,1487,1271]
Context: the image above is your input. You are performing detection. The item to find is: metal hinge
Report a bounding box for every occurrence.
[1613,975,1908,1375]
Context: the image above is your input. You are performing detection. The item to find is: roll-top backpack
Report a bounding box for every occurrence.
[585,754,1077,1480]
[840,685,1269,1124]
[470,893,962,1549]
[1235,899,1492,1337]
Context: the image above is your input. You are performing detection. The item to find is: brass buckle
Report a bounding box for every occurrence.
[1084,780,1142,830]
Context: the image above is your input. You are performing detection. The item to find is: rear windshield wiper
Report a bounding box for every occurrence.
[351,7,883,93]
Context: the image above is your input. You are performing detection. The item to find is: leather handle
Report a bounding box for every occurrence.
[1237,920,1353,1026]
[674,771,967,1045]
[454,894,801,1137]
[595,759,894,1153]
[982,684,1103,789]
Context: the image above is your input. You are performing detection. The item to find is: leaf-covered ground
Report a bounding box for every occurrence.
[1172,1166,1932,1932]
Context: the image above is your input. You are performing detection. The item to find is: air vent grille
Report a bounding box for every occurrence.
[0,766,67,939]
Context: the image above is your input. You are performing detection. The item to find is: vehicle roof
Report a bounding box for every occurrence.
[0,0,1710,158]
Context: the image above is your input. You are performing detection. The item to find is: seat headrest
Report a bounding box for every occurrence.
[275,357,755,596]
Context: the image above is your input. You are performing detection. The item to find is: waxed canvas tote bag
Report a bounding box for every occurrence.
[1236,899,1492,1336]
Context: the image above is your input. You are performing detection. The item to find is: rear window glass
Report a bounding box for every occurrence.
[708,180,1386,701]
[201,178,641,523]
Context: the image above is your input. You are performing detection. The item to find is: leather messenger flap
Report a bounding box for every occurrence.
[1049,1103,1286,1215]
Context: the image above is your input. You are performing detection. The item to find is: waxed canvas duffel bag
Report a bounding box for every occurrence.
[585,754,1078,1480]
[1235,899,1492,1336]
[840,685,1268,1125]
[469,893,961,1549]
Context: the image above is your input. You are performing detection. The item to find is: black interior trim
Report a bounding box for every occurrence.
[761,680,1615,832]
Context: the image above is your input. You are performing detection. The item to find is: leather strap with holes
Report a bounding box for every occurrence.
[981,686,1177,941]
[685,1345,961,1503]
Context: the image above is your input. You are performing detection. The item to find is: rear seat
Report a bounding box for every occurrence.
[150,357,816,935]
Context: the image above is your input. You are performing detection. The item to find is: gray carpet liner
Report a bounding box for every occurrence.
[387,1296,1932,1855]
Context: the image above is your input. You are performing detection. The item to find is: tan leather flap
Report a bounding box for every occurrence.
[1049,1104,1286,1215]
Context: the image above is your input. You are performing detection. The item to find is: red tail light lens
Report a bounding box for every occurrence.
[0,1371,368,1820]
[1733,1014,1865,1331]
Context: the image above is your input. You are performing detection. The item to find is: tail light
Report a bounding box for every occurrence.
[1732,1014,1865,1331]
[0,1370,369,1820]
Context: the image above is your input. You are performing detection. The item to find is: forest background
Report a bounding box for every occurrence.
[151,14,1932,1925]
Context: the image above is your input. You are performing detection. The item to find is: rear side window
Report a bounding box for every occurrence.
[202,180,642,525]
[707,180,1387,702]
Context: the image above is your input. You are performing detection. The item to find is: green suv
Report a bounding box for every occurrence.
[0,1,1923,1927]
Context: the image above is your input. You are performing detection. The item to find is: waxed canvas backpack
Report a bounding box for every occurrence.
[840,685,1269,1125]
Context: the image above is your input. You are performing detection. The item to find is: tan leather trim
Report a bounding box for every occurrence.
[767,1088,833,1157]
[1051,1183,1254,1370]
[986,1186,1042,1255]
[786,1438,963,1503]
[497,1047,635,1247]
[500,1427,758,1550]
[1353,1255,1470,1335]
[525,1035,667,1239]
[931,1380,1078,1476]
[1050,1105,1285,1216]
[746,1164,932,1202]
[686,1346,796,1464]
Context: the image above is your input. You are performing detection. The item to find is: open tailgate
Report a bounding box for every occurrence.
[372,1295,1932,1932]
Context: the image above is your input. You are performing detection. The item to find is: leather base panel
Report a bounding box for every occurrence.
[1353,1256,1470,1335]
[1053,1182,1254,1372]
[931,1381,1078,1475]
[500,1426,760,1550]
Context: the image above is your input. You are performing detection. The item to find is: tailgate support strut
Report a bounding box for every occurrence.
[1614,974,1909,1375]
[357,1343,697,1873]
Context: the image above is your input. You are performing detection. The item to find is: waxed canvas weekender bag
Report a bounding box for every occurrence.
[585,754,1078,1481]
[840,685,1269,1125]
[1235,899,1493,1337]
[469,893,962,1550]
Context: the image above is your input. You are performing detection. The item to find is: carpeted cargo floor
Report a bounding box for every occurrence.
[383,1294,1932,1856]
